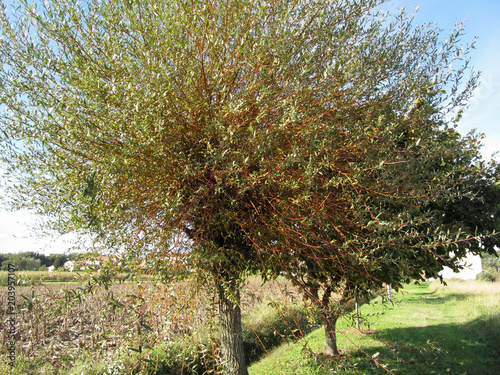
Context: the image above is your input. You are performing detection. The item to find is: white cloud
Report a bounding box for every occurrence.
[0,209,76,254]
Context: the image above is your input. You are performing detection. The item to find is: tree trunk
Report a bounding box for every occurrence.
[321,285,340,356]
[217,277,248,375]
[323,311,339,356]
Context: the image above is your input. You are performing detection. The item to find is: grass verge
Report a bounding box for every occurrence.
[248,280,500,375]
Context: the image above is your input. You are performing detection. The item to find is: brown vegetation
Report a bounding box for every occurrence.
[0,276,302,370]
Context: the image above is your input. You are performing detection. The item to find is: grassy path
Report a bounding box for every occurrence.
[249,281,500,375]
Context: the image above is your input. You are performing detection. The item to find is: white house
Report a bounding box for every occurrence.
[63,260,75,272]
[438,252,482,280]
[47,265,55,273]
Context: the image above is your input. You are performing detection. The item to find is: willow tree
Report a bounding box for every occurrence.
[1,0,498,373]
[278,121,500,355]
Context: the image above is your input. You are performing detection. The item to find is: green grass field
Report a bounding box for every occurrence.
[249,280,500,375]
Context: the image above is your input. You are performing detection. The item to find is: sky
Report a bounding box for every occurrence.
[1,0,499,255]
[382,0,500,160]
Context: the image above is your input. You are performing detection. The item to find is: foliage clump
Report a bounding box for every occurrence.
[478,251,500,282]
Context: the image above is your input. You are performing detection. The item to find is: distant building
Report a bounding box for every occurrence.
[47,265,55,273]
[63,260,75,272]
[438,252,482,280]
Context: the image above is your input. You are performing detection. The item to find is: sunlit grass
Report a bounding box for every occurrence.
[249,280,500,375]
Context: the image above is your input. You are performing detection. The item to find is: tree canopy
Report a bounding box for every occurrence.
[1,0,498,372]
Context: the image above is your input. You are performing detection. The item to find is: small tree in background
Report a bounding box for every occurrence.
[479,247,500,282]
[1,0,498,372]
[49,255,68,270]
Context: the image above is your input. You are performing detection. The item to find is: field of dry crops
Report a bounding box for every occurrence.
[0,275,301,372]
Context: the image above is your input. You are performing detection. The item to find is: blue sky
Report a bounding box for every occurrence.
[1,0,499,255]
[383,0,500,160]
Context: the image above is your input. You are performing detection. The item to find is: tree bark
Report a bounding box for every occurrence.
[321,285,340,356]
[217,277,248,375]
[323,311,339,356]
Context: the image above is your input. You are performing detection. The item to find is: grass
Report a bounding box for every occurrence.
[249,280,500,375]
[1,278,498,374]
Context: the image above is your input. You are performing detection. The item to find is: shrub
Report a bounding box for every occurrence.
[242,302,318,364]
[129,341,222,375]
[477,269,499,282]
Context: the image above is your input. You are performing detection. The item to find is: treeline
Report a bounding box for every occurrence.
[0,252,78,271]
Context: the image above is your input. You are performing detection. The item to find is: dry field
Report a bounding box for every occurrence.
[0,275,300,372]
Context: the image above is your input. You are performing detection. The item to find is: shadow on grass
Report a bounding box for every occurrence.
[408,292,470,303]
[400,286,470,305]
[335,313,500,375]
[243,304,319,365]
